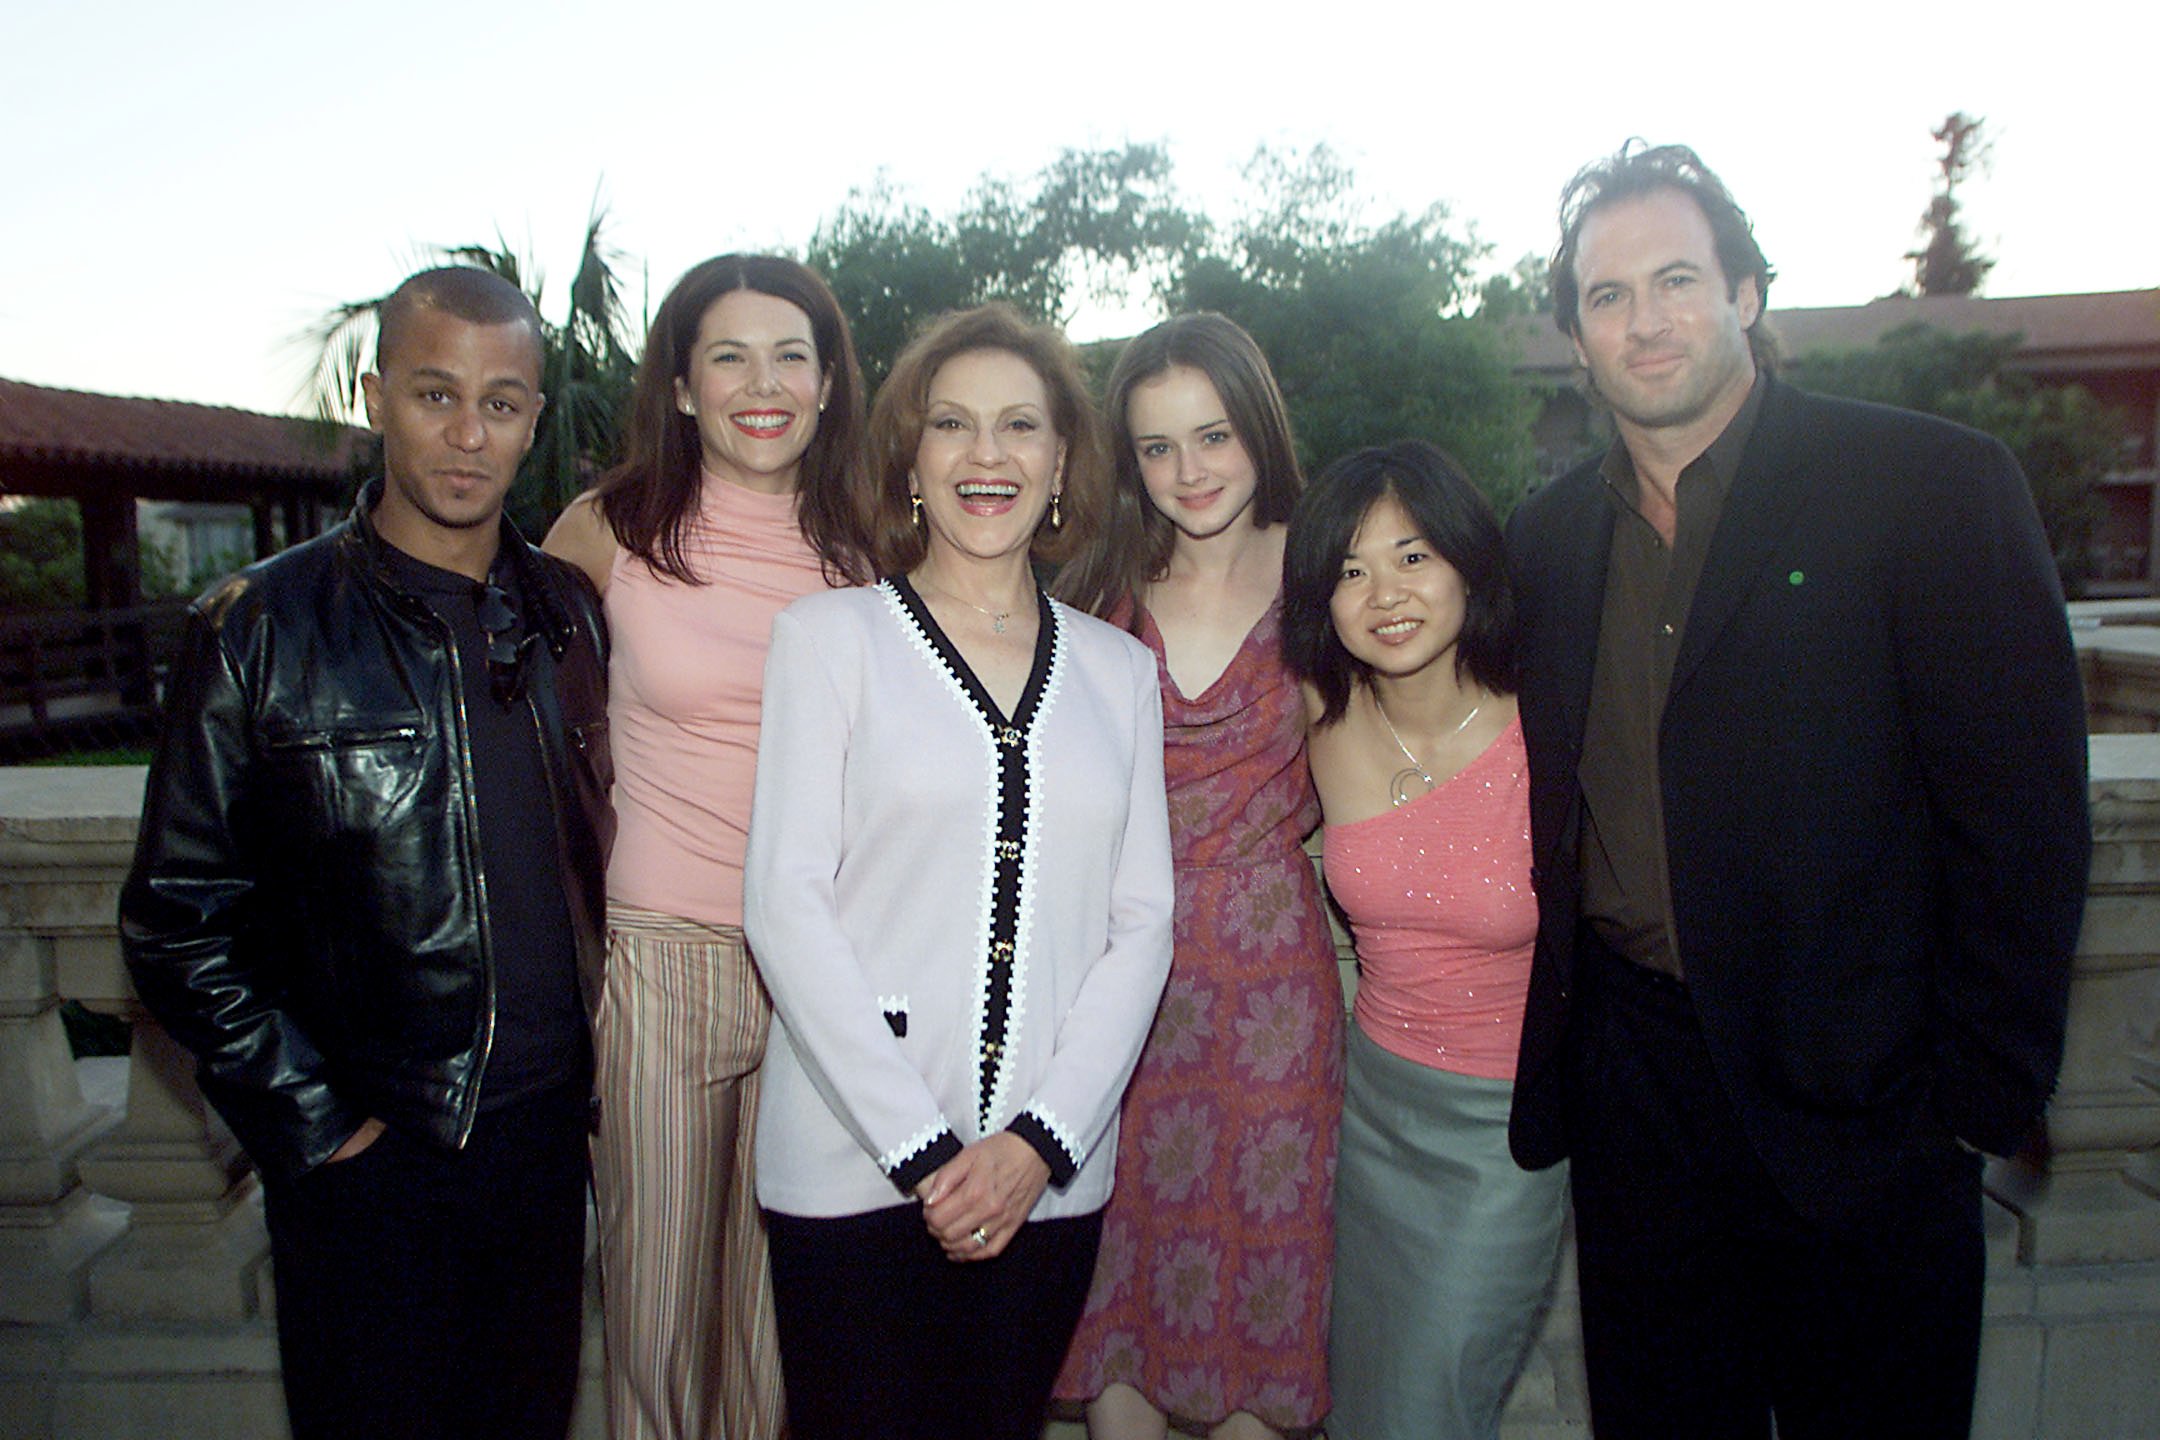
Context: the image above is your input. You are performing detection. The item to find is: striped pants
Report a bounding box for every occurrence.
[593,905,786,1440]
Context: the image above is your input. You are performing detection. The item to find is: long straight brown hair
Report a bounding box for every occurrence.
[596,254,872,585]
[1052,313,1303,628]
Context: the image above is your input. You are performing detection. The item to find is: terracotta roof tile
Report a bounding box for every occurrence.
[1505,289,2160,376]
[0,377,368,478]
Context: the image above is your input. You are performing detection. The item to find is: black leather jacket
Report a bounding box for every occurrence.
[120,485,613,1183]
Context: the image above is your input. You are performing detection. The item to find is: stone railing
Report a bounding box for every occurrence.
[5,691,2158,1438]
[2072,607,2160,734]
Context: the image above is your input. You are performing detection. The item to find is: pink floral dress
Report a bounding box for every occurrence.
[1055,595,1344,1431]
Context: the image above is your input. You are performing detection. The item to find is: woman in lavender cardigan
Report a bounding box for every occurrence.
[743,304,1175,1440]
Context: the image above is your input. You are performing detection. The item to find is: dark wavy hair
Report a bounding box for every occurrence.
[864,304,1109,578]
[1550,141,1778,372]
[1053,313,1302,626]
[1283,440,1518,725]
[595,254,871,585]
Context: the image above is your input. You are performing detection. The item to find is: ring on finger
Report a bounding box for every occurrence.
[970,1226,989,1248]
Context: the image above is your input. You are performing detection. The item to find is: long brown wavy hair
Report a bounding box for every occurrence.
[595,254,872,585]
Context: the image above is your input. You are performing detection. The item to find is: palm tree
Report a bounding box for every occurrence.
[298,200,642,534]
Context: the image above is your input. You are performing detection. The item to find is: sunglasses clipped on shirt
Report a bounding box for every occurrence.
[476,578,540,708]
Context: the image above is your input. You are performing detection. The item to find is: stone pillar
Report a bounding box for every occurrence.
[0,769,139,1322]
[75,1014,267,1323]
[1973,735,2160,1439]
[1988,735,2160,1266]
[41,774,272,1324]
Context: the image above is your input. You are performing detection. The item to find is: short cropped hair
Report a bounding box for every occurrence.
[1550,141,1777,371]
[1283,440,1518,725]
[865,304,1109,577]
[375,266,545,378]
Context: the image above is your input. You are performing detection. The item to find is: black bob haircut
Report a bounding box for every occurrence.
[1282,440,1518,725]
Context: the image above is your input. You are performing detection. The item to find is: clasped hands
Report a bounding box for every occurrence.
[915,1131,1050,1262]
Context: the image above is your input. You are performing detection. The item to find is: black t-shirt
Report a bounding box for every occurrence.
[376,541,589,1108]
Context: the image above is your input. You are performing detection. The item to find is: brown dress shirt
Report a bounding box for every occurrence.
[1576,378,1766,977]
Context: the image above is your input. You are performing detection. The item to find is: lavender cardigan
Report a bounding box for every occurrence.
[744,579,1174,1220]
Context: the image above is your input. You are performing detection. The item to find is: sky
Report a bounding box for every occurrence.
[4,0,2154,419]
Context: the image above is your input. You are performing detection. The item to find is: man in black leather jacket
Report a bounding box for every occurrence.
[121,267,612,1440]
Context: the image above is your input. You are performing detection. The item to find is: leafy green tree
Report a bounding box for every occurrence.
[805,144,1537,512]
[1798,324,2119,588]
[0,498,87,609]
[301,204,639,535]
[0,499,255,608]
[808,144,1195,388]
[138,533,186,600]
[1907,112,1994,297]
[1474,252,1553,323]
[1165,147,1538,513]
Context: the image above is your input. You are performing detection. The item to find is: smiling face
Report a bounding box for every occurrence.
[673,288,830,494]
[1127,364,1261,544]
[1329,490,1467,682]
[361,307,543,558]
[910,348,1065,570]
[1569,186,1760,445]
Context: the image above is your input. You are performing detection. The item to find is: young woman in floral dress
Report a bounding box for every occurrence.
[1055,314,1343,1439]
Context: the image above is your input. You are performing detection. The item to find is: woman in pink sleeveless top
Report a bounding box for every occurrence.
[544,255,873,1440]
[1282,441,1567,1440]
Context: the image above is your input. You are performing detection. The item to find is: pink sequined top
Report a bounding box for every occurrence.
[1320,714,1536,1079]
[604,472,835,928]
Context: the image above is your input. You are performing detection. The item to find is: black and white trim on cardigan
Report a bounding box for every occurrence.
[879,577,1083,1192]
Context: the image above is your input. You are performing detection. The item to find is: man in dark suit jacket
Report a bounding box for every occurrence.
[1506,143,2090,1438]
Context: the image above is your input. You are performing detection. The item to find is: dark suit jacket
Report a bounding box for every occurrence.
[1506,377,2090,1218]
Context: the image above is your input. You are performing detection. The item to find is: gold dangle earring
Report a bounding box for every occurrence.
[1049,491,1063,531]
[910,493,924,529]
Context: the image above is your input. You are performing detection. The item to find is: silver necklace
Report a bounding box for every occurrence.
[916,575,1026,635]
[1375,694,1482,807]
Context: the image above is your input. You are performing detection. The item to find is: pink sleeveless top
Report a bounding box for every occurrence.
[605,472,834,927]
[1320,715,1537,1079]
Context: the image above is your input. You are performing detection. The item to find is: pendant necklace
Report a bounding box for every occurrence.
[1375,694,1482,808]
[916,575,1024,634]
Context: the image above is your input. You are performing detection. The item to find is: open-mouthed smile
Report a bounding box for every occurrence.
[730,409,795,438]
[955,480,1022,513]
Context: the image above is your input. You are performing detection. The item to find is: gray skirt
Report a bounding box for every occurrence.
[1328,1025,1568,1440]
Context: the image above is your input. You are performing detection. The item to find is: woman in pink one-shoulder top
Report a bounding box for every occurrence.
[1282,441,1567,1440]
